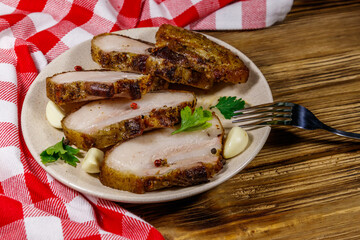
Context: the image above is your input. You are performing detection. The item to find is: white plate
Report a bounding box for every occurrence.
[21,27,273,203]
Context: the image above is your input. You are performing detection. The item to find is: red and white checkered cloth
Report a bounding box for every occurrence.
[0,0,292,239]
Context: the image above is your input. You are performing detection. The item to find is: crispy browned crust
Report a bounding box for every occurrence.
[46,70,165,105]
[100,161,223,193]
[99,113,225,194]
[148,76,169,92]
[62,92,196,150]
[91,33,214,89]
[155,24,249,84]
[100,161,224,194]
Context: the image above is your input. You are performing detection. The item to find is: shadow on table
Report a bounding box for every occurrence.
[266,127,360,146]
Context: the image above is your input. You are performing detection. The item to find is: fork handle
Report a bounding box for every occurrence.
[322,125,360,140]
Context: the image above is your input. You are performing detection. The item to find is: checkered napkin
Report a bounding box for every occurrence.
[0,0,292,239]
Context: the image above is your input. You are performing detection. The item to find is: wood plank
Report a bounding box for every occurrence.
[206,3,360,101]
[121,2,360,239]
[125,150,360,239]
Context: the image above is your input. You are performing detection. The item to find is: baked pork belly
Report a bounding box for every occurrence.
[100,115,224,193]
[62,91,196,150]
[91,33,213,89]
[155,24,249,84]
[46,70,165,105]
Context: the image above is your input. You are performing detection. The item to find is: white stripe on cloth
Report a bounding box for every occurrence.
[0,146,23,181]
[93,0,118,23]
[0,63,17,83]
[24,216,64,240]
[0,101,17,126]
[0,2,15,15]
[149,0,173,19]
[65,196,96,223]
[30,51,48,72]
[0,31,16,50]
[61,27,94,48]
[215,1,243,29]
[266,0,294,27]
[27,12,58,33]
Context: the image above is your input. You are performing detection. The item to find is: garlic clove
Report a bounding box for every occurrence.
[81,148,104,173]
[223,127,249,159]
[46,101,65,129]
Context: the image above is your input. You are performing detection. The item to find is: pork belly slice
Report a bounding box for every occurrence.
[155,24,249,84]
[100,115,224,194]
[91,33,213,89]
[62,90,196,150]
[46,70,166,105]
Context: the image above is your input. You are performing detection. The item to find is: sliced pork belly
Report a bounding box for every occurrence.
[155,24,249,84]
[100,115,224,193]
[91,33,213,89]
[62,91,196,150]
[46,70,165,105]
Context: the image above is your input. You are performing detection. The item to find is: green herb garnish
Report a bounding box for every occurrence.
[40,138,80,167]
[210,96,245,119]
[172,106,213,135]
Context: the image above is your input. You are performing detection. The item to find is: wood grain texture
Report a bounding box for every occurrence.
[122,1,360,239]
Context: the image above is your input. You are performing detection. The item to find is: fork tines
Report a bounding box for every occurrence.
[232,102,294,127]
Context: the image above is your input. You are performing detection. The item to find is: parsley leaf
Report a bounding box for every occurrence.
[64,144,80,156]
[45,140,66,155]
[40,151,59,163]
[210,96,245,119]
[59,152,79,167]
[172,106,213,134]
[40,138,80,167]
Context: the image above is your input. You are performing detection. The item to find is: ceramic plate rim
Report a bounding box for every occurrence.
[21,27,272,203]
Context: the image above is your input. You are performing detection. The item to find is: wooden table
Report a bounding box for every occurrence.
[123,1,360,239]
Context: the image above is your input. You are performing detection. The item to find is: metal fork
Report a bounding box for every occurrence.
[232,102,360,140]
